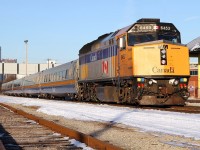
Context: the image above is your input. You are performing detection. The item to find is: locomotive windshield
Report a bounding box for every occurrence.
[128,33,156,45]
[158,32,180,43]
[127,23,181,46]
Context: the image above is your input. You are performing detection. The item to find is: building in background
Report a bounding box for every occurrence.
[187,36,200,98]
[0,47,17,82]
[0,47,60,90]
[188,63,198,98]
[0,58,17,63]
[0,47,17,63]
[0,62,59,80]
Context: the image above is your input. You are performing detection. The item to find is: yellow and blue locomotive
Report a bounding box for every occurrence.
[78,18,190,105]
[2,18,190,106]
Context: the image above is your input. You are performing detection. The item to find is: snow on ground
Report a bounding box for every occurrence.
[69,139,94,150]
[0,95,200,140]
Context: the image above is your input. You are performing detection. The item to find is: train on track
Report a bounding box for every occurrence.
[2,18,190,106]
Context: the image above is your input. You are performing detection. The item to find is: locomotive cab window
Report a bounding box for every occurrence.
[128,33,156,46]
[158,32,181,43]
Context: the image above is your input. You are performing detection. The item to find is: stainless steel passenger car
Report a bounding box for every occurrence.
[2,60,79,99]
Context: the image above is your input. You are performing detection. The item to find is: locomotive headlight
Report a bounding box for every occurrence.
[160,49,167,65]
[161,54,166,59]
[173,79,179,85]
[161,60,166,65]
[148,79,157,86]
[148,80,153,85]
[161,49,166,54]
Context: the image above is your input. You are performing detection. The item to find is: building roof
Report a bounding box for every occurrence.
[187,36,200,53]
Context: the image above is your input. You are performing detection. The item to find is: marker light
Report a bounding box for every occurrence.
[137,83,144,88]
[161,60,166,65]
[180,78,187,82]
[153,26,159,30]
[137,83,141,88]
[184,84,187,88]
[173,80,179,86]
[137,78,145,82]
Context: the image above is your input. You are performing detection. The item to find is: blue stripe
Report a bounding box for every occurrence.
[79,45,118,65]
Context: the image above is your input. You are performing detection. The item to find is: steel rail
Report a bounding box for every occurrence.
[0,103,123,150]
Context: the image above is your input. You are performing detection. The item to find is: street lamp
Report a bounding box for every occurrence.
[24,40,28,76]
[47,58,50,69]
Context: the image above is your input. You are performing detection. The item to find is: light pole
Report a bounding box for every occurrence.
[47,58,50,69]
[24,40,28,76]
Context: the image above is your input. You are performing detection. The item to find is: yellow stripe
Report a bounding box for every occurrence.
[13,87,22,90]
[23,79,75,89]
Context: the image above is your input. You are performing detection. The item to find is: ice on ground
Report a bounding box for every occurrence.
[69,139,94,150]
[25,120,37,124]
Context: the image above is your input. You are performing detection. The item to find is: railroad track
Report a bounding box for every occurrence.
[0,103,122,150]
[156,106,200,114]
[0,105,81,150]
[90,102,200,114]
[2,94,200,114]
[66,100,200,114]
[129,105,200,114]
[11,96,200,114]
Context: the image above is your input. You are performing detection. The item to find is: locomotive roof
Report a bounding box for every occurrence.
[79,33,112,55]
[79,18,179,55]
[115,24,132,37]
[187,36,200,53]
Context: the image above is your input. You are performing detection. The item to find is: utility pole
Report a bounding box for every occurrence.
[0,46,1,61]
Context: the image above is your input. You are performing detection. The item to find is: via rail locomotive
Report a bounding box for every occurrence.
[2,18,190,105]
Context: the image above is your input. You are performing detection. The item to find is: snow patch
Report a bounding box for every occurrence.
[1,95,200,140]
[69,139,94,150]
